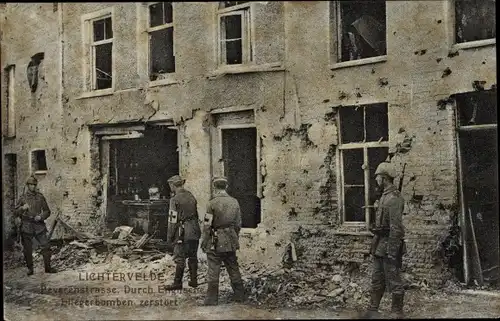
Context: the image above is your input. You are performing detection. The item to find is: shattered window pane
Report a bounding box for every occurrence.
[339,0,386,62]
[150,27,175,79]
[93,17,112,42]
[221,14,243,64]
[344,186,365,222]
[95,43,112,89]
[456,90,497,126]
[343,148,364,185]
[340,106,364,143]
[365,103,388,142]
[455,0,496,43]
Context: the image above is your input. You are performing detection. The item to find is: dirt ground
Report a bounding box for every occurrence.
[4,261,500,320]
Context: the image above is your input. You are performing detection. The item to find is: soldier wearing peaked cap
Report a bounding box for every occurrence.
[363,162,406,319]
[14,175,56,275]
[164,175,201,290]
[201,176,246,306]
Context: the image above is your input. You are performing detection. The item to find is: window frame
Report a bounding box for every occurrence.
[448,0,497,51]
[216,2,254,69]
[81,8,115,95]
[329,1,388,69]
[147,2,176,81]
[30,149,48,175]
[337,103,389,227]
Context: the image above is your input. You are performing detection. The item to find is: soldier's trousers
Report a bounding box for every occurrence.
[21,231,51,270]
[173,240,199,268]
[371,255,404,295]
[207,251,242,284]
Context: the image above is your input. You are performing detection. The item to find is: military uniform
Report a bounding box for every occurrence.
[165,184,201,290]
[201,177,245,306]
[366,162,406,318]
[14,176,56,275]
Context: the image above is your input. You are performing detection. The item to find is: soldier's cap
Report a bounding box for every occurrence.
[167,175,185,185]
[374,162,396,179]
[26,175,38,185]
[212,176,228,188]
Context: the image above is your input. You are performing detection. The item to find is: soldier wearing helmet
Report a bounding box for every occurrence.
[364,162,406,318]
[201,177,245,306]
[14,175,56,275]
[163,175,201,290]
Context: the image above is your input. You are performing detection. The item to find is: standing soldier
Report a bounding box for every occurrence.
[201,177,245,306]
[164,175,201,290]
[14,175,57,275]
[364,162,406,318]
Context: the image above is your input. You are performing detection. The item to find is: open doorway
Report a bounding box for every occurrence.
[456,89,499,287]
[105,125,179,238]
[221,127,261,228]
[3,153,17,249]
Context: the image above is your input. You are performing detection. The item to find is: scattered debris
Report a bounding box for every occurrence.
[112,226,134,240]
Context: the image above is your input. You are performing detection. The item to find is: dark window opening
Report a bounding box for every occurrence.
[365,103,389,142]
[221,14,243,65]
[149,2,175,80]
[340,103,388,143]
[95,43,112,90]
[455,90,497,126]
[338,0,386,62]
[455,0,496,43]
[32,150,47,172]
[3,64,16,137]
[93,17,113,42]
[220,1,248,9]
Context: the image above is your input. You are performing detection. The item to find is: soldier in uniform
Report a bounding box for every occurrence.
[201,177,245,306]
[14,175,57,275]
[364,162,406,318]
[164,175,201,290]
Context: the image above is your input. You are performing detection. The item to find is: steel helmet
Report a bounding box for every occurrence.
[374,162,396,179]
[26,175,38,185]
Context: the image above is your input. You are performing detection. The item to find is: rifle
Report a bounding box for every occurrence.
[398,163,407,192]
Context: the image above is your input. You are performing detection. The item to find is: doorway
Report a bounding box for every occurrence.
[4,153,17,247]
[221,127,261,228]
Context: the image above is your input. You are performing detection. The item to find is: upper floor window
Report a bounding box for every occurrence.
[333,0,386,63]
[455,0,496,44]
[148,2,175,81]
[338,103,389,226]
[217,1,253,66]
[3,64,16,138]
[83,9,114,91]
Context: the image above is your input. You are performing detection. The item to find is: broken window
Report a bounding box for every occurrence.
[3,64,16,137]
[218,1,252,66]
[31,149,48,172]
[339,103,389,223]
[455,90,497,126]
[91,16,113,90]
[148,2,175,81]
[455,0,496,44]
[335,0,387,62]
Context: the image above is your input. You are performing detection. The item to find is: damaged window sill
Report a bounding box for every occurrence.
[148,78,179,88]
[452,38,496,51]
[207,63,285,78]
[330,55,387,70]
[76,89,114,100]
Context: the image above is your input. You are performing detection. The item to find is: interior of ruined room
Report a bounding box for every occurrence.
[456,89,499,288]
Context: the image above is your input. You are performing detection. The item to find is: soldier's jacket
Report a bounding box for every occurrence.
[166,188,201,244]
[202,191,242,253]
[14,191,51,234]
[371,184,405,258]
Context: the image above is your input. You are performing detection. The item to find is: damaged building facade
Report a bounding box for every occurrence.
[1,2,497,287]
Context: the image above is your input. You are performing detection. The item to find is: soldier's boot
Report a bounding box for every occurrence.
[43,250,57,273]
[362,289,384,319]
[203,282,219,306]
[23,250,34,276]
[164,264,184,291]
[231,282,246,303]
[188,260,198,288]
[391,293,404,319]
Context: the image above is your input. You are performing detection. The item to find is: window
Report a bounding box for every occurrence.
[338,103,389,225]
[84,12,113,91]
[31,150,48,173]
[148,2,175,81]
[455,0,496,44]
[217,1,252,66]
[455,90,497,127]
[334,0,386,62]
[3,64,15,137]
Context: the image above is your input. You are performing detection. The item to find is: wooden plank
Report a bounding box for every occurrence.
[468,208,484,286]
[57,218,87,241]
[47,211,61,240]
[456,132,470,284]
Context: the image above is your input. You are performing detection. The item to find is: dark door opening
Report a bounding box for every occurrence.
[106,126,179,238]
[459,128,499,287]
[4,153,17,249]
[222,127,261,228]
